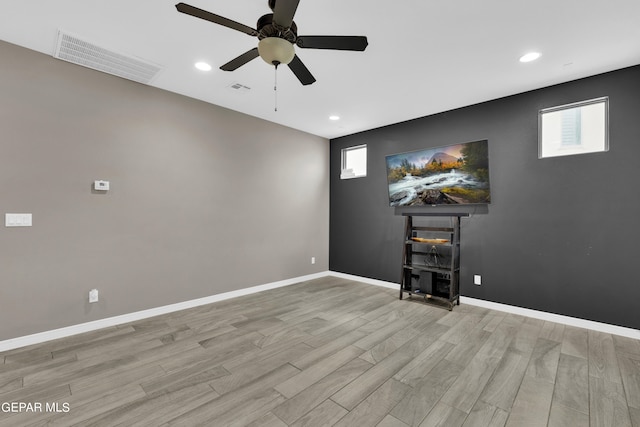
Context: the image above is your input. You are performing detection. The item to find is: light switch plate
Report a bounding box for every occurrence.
[5,213,32,227]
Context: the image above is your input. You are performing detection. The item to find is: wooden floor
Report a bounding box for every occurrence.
[1,277,640,426]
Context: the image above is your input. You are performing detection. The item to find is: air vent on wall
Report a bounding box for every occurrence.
[53,30,162,84]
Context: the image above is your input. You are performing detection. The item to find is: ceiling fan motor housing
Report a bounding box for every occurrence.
[257,14,297,42]
[256,13,297,65]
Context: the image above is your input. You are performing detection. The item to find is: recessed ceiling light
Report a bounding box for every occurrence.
[519,52,541,63]
[329,115,340,121]
[195,62,212,71]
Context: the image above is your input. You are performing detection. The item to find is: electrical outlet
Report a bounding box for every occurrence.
[474,275,482,286]
[311,257,316,265]
[89,289,99,303]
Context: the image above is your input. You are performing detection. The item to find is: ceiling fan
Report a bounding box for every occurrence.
[175,0,368,85]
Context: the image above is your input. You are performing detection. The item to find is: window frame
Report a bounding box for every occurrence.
[340,144,367,179]
[538,97,609,159]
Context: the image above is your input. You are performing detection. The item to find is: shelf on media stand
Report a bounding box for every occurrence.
[399,212,468,311]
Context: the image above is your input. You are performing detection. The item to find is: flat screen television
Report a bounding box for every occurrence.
[385,139,491,206]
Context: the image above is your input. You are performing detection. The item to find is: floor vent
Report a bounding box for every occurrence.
[53,30,162,84]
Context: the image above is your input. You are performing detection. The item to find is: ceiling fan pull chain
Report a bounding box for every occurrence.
[274,62,279,112]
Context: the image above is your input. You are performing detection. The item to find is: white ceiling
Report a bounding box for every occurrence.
[2,0,639,139]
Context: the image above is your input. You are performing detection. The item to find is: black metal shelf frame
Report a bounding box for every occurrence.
[399,213,468,311]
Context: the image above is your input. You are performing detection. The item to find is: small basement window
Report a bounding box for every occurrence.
[340,144,367,179]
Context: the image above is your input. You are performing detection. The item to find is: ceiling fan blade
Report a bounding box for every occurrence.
[272,0,300,29]
[288,55,316,85]
[175,3,258,36]
[296,36,368,51]
[220,48,260,71]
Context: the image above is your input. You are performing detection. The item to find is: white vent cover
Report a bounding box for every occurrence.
[53,30,162,84]
[228,82,251,94]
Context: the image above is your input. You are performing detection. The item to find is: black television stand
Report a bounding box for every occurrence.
[399,212,468,310]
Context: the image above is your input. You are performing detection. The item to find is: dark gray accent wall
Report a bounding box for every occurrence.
[0,40,329,341]
[330,64,640,330]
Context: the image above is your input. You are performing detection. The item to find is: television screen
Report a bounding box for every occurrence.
[385,139,491,206]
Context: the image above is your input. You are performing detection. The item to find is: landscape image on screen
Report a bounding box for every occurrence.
[385,140,491,206]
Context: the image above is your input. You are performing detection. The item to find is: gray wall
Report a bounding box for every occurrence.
[330,65,640,330]
[0,40,329,340]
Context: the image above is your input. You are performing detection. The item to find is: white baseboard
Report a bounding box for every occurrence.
[0,271,330,352]
[2,270,639,352]
[330,271,398,290]
[330,271,640,340]
[458,296,640,340]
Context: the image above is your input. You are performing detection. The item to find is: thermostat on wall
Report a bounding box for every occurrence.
[94,180,110,191]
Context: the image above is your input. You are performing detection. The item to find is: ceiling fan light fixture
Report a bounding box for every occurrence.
[258,37,295,66]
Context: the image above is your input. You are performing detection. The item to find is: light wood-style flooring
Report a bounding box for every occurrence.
[1,277,640,426]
